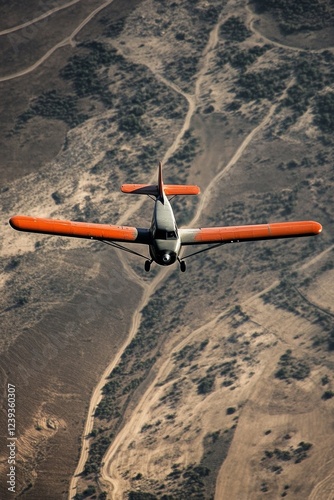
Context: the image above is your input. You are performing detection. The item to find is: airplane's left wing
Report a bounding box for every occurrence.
[9,215,151,244]
[180,221,322,245]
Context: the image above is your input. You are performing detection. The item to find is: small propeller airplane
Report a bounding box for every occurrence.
[10,162,322,272]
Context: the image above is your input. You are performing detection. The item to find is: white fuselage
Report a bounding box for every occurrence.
[149,193,181,265]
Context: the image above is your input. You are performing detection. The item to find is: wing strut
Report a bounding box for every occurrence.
[181,242,228,260]
[99,239,149,260]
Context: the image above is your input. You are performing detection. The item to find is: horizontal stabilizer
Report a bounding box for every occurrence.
[121,184,200,196]
[121,184,159,195]
[164,185,200,196]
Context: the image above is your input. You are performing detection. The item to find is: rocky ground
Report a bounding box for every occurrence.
[0,1,334,499]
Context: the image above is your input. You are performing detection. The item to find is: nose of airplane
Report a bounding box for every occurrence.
[162,253,171,263]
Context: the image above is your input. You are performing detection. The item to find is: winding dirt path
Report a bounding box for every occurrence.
[96,19,332,495]
[0,0,82,36]
[68,264,170,498]
[3,0,329,498]
[68,20,199,499]
[191,76,294,227]
[309,459,334,500]
[99,239,331,498]
[0,0,115,82]
[71,9,231,498]
[192,102,276,226]
[299,243,334,271]
[245,4,334,53]
[95,16,306,500]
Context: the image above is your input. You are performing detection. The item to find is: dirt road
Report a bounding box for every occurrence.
[0,0,115,82]
[94,12,300,500]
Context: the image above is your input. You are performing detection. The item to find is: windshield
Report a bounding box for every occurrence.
[155,229,177,240]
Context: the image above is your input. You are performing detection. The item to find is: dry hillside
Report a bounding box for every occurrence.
[0,1,333,499]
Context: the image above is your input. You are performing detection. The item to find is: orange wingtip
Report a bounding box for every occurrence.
[9,215,138,241]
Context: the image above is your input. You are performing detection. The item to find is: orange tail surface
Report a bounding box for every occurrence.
[121,162,200,196]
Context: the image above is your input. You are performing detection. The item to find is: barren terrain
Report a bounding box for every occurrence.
[0,1,334,499]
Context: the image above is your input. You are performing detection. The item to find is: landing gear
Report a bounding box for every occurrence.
[180,260,186,273]
[144,260,151,272]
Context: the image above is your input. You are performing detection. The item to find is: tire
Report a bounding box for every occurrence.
[144,260,151,272]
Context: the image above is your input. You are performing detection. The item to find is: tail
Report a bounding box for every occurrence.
[158,161,164,199]
[121,161,201,196]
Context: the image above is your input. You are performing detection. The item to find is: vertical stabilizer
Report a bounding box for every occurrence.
[158,161,164,198]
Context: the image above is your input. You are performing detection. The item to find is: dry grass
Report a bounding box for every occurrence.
[0,0,334,499]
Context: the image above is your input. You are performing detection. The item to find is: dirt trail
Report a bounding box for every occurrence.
[245,4,334,53]
[96,18,302,500]
[97,70,331,498]
[0,37,71,82]
[69,264,170,498]
[68,47,199,496]
[98,309,228,496]
[68,4,330,498]
[309,461,334,500]
[100,293,241,492]
[0,0,115,82]
[192,104,275,226]
[192,73,296,227]
[99,236,330,497]
[113,43,196,173]
[299,243,334,270]
[72,10,230,498]
[0,0,82,36]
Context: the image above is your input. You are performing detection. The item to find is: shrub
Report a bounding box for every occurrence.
[314,92,334,133]
[128,493,157,500]
[197,375,215,394]
[220,16,251,42]
[274,350,310,381]
[322,390,334,400]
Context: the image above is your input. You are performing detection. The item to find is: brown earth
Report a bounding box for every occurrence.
[0,1,334,500]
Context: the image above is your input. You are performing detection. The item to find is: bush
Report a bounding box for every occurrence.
[128,493,157,500]
[51,191,65,205]
[220,16,251,42]
[14,90,87,129]
[322,390,334,400]
[236,68,289,101]
[251,0,333,34]
[5,257,20,272]
[314,92,334,133]
[274,350,310,381]
[197,375,215,395]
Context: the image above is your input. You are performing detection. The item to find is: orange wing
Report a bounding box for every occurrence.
[180,221,322,245]
[9,215,150,243]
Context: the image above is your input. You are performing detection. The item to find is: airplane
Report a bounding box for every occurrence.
[9,162,322,272]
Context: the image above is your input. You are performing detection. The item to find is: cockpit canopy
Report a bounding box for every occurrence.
[154,228,178,240]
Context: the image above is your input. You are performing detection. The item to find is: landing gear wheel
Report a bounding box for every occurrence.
[180,260,186,272]
[144,260,151,272]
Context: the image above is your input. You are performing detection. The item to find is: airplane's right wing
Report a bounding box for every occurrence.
[179,221,322,246]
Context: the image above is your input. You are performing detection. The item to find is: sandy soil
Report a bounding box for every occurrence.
[1,0,334,499]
